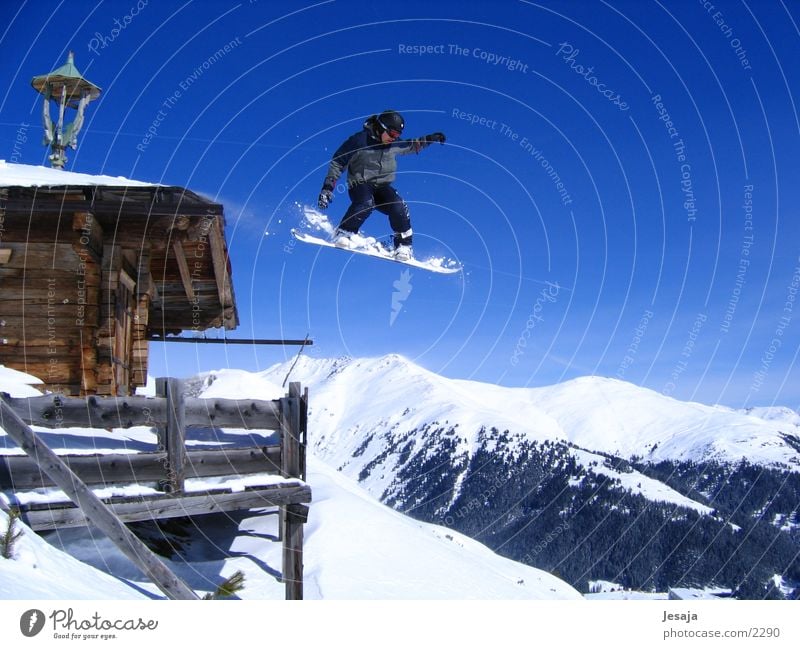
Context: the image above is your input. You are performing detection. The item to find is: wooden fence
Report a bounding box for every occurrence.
[0,378,310,600]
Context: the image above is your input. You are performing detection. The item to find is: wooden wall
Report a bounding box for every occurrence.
[0,210,150,396]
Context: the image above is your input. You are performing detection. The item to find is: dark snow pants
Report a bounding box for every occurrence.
[338,182,412,246]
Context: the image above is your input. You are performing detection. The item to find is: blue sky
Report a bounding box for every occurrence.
[1,0,799,408]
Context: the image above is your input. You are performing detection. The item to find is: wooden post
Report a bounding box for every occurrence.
[281,383,302,480]
[301,387,309,482]
[156,377,186,493]
[0,398,199,600]
[282,504,308,600]
[277,385,301,541]
[279,383,305,599]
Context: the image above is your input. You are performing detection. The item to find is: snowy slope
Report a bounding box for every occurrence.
[298,460,580,599]
[0,508,149,599]
[0,463,580,600]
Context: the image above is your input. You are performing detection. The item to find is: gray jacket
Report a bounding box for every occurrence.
[323,117,433,190]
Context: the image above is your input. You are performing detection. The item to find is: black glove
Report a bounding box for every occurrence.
[425,132,446,144]
[318,189,333,210]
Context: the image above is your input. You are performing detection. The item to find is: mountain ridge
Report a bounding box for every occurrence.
[248,353,800,472]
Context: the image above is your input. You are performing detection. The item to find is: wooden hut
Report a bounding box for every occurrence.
[0,162,238,396]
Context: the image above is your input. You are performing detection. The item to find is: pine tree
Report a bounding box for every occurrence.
[1,509,24,560]
[203,570,246,599]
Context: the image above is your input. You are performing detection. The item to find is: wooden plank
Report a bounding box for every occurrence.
[0,317,94,330]
[0,243,81,269]
[0,267,99,280]
[0,447,283,490]
[0,340,85,353]
[0,340,87,354]
[0,275,100,292]
[0,361,81,384]
[17,483,311,531]
[0,303,99,322]
[0,249,12,265]
[0,398,199,599]
[0,357,89,379]
[0,292,99,304]
[0,219,77,246]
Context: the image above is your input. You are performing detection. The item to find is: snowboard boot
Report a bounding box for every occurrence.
[394,244,413,261]
[332,228,356,249]
[393,228,413,260]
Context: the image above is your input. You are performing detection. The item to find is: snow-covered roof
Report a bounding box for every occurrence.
[0,160,157,188]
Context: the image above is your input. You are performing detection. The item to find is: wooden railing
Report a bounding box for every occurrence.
[1,378,307,490]
[0,378,310,600]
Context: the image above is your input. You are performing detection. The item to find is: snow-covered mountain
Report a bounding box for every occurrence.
[233,354,800,597]
[251,353,799,487]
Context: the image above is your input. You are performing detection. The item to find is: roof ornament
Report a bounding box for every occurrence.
[30,52,101,169]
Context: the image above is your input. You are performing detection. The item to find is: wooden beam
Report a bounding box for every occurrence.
[0,447,283,490]
[282,503,308,600]
[72,212,104,263]
[17,483,311,531]
[3,199,223,220]
[208,220,233,308]
[301,387,309,482]
[119,268,136,293]
[135,248,155,300]
[0,393,283,430]
[0,398,199,599]
[280,384,302,480]
[171,240,195,302]
[156,377,185,493]
[147,335,313,346]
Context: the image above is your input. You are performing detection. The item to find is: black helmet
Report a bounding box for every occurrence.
[377,110,404,135]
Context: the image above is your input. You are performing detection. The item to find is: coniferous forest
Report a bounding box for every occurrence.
[374,425,800,599]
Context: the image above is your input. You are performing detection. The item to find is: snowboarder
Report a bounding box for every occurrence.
[317,110,446,261]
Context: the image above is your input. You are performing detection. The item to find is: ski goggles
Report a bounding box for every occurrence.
[378,118,402,139]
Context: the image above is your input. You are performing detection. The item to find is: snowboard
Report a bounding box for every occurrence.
[291,229,462,274]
